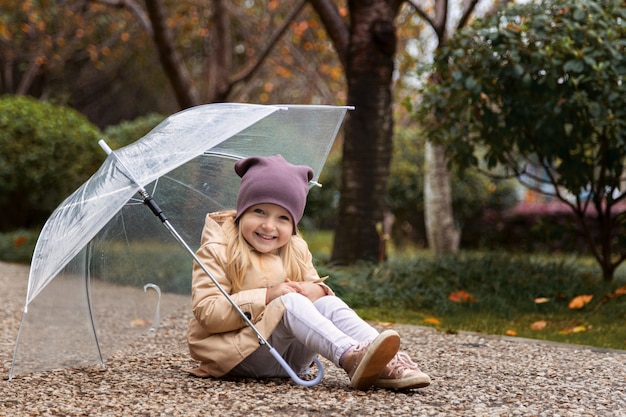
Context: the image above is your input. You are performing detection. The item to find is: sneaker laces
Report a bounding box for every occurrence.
[380,352,421,379]
[396,352,420,370]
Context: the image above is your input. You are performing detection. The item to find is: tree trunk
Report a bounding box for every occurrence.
[144,0,200,109]
[207,0,231,103]
[330,1,396,264]
[424,141,459,253]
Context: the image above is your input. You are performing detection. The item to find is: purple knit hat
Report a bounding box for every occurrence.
[234,155,314,232]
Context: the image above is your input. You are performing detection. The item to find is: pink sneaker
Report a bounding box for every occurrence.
[340,330,400,390]
[374,351,431,390]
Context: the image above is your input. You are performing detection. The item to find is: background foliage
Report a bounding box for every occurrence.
[413,0,626,280]
[0,95,103,231]
[315,250,626,350]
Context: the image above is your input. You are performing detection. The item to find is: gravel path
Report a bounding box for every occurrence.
[1,261,625,416]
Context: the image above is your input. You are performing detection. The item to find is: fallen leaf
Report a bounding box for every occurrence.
[568,294,593,309]
[559,324,588,335]
[448,290,477,303]
[530,320,548,331]
[534,297,550,304]
[130,318,149,327]
[423,317,441,326]
[505,329,517,336]
[376,321,395,327]
[614,285,626,296]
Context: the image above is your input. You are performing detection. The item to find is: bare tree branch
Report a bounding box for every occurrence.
[95,0,153,34]
[16,56,42,96]
[144,0,199,108]
[456,0,480,30]
[405,0,438,39]
[307,0,350,68]
[229,0,308,86]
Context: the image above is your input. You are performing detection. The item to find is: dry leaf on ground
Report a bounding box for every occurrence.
[568,294,593,309]
[423,317,441,326]
[448,290,477,303]
[530,320,548,331]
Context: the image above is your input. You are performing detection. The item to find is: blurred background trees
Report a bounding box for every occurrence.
[2,0,625,281]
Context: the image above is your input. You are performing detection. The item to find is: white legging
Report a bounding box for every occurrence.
[226,293,380,378]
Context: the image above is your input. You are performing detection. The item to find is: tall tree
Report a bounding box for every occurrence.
[415,0,626,281]
[407,0,498,254]
[310,0,493,262]
[309,0,402,264]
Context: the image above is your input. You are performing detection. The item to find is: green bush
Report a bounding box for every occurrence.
[319,251,626,319]
[101,113,166,149]
[0,229,39,264]
[0,95,103,231]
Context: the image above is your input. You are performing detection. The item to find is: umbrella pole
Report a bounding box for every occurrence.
[140,190,324,387]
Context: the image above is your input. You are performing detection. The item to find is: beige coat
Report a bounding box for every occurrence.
[186,211,331,377]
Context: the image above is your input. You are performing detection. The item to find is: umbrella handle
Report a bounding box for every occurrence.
[268,347,325,387]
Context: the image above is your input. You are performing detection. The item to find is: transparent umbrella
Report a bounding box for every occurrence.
[9,103,350,386]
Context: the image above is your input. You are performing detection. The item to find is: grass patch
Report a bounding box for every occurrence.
[310,239,626,351]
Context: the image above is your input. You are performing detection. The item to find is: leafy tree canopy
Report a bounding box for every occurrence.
[414,0,626,280]
[417,0,626,197]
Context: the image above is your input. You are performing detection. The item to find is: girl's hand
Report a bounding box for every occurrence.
[265,280,327,304]
[286,279,327,302]
[295,281,326,302]
[265,282,299,304]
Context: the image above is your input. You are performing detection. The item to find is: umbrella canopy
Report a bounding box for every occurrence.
[10,103,350,379]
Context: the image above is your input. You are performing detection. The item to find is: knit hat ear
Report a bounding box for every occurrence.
[234,155,314,233]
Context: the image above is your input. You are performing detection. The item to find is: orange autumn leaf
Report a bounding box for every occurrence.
[530,320,548,331]
[568,294,593,309]
[448,290,477,303]
[505,329,517,336]
[14,236,27,247]
[129,318,149,327]
[614,285,626,296]
[423,317,441,326]
[376,321,395,327]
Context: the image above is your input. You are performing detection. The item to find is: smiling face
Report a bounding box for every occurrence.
[239,203,294,253]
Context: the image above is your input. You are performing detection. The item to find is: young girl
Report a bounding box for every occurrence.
[186,155,430,390]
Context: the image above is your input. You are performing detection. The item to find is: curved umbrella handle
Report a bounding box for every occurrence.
[268,347,324,387]
[143,283,161,333]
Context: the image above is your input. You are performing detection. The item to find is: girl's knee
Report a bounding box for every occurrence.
[313,294,349,312]
[281,292,311,309]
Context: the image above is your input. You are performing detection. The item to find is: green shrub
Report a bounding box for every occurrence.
[0,229,40,264]
[320,251,623,318]
[0,95,103,231]
[101,113,166,149]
